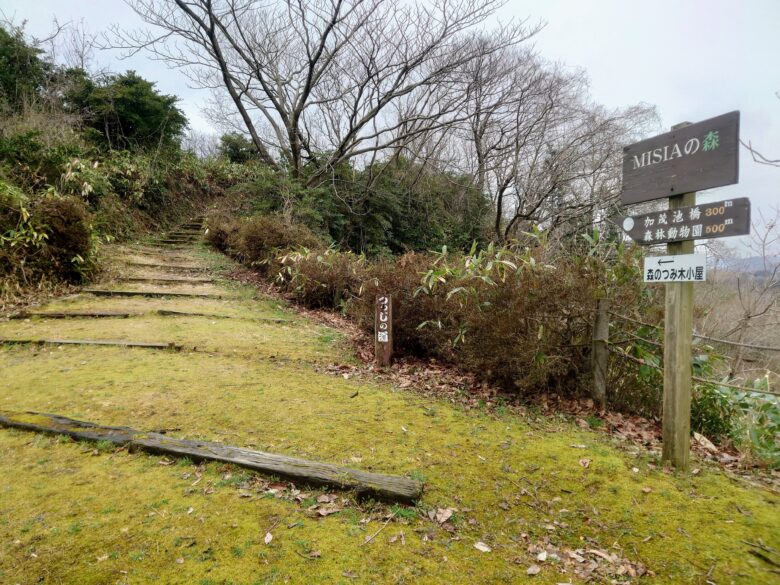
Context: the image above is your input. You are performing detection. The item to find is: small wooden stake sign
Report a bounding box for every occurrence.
[375,294,393,367]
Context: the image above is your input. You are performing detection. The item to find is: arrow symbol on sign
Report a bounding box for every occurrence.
[658,259,675,265]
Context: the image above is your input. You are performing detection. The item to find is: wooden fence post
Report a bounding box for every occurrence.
[591,298,610,410]
[375,294,393,367]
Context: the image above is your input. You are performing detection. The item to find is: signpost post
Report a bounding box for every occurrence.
[620,112,742,470]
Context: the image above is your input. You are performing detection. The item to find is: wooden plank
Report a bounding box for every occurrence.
[0,338,181,350]
[0,411,423,502]
[83,289,222,299]
[155,310,290,323]
[122,277,215,285]
[622,111,739,205]
[661,191,696,471]
[11,311,133,320]
[125,262,205,271]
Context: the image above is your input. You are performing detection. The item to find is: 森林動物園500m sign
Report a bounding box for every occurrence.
[621,111,739,205]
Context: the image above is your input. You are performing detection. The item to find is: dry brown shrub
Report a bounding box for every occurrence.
[232,215,323,272]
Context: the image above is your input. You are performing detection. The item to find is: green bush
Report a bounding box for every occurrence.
[691,384,743,443]
[354,244,603,394]
[31,195,95,281]
[204,214,648,399]
[276,248,369,310]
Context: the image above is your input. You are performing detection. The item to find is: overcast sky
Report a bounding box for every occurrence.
[4,0,778,252]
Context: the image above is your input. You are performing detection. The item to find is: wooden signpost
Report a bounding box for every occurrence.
[620,112,743,470]
[375,294,393,367]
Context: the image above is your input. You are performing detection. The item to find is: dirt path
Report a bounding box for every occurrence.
[0,227,778,585]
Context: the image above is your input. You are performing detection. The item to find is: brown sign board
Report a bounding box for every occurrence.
[621,111,739,205]
[620,197,750,245]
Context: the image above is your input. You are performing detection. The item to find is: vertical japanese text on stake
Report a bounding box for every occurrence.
[377,296,390,343]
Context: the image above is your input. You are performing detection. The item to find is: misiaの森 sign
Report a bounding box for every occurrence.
[621,111,739,205]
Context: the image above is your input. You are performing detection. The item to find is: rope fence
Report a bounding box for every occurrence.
[607,347,780,397]
[609,311,780,352]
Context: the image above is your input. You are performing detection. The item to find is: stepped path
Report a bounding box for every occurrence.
[0,224,778,584]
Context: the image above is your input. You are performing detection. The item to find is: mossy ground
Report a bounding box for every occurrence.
[0,242,777,584]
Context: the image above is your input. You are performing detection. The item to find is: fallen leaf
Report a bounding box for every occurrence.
[527,564,541,575]
[186,507,194,515]
[264,532,273,545]
[579,458,591,468]
[537,550,548,562]
[434,507,456,524]
[474,541,491,553]
[96,554,109,562]
[317,505,342,516]
[176,557,184,564]
[642,487,652,494]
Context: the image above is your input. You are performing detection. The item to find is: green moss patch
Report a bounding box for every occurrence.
[0,243,777,584]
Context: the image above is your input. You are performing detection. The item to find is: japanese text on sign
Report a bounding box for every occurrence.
[621,111,739,205]
[376,296,390,342]
[620,198,750,245]
[643,254,707,283]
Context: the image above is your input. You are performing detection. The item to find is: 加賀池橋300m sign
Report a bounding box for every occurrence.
[621,111,739,205]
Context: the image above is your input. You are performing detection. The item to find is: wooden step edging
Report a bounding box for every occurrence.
[122,277,215,285]
[11,311,132,320]
[0,411,423,502]
[155,309,291,323]
[83,289,223,299]
[125,262,207,271]
[0,338,182,350]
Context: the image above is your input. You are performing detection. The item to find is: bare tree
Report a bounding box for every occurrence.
[452,43,656,241]
[112,0,538,184]
[728,207,780,377]
[740,92,779,168]
[182,128,220,158]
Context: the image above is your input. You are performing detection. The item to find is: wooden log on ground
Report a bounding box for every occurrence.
[123,277,214,285]
[11,311,133,319]
[125,262,206,271]
[0,338,181,350]
[155,309,290,323]
[0,411,423,502]
[83,289,222,299]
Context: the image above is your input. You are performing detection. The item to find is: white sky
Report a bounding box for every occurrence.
[4,0,779,251]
